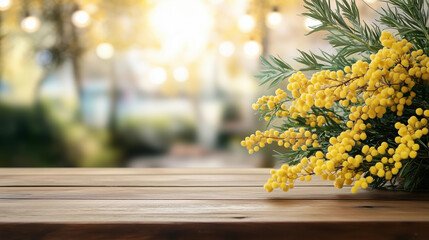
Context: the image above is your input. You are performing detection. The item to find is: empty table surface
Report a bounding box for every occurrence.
[0,168,428,239]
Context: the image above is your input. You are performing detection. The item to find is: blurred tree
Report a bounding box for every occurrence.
[0,103,68,167]
[0,0,157,166]
[0,0,308,167]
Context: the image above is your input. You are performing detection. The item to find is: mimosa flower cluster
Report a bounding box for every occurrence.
[243,31,429,193]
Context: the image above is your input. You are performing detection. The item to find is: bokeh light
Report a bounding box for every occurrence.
[96,43,115,60]
[149,67,167,85]
[219,41,235,57]
[238,14,255,33]
[174,67,189,82]
[71,10,91,28]
[266,10,282,29]
[21,16,40,33]
[244,40,261,57]
[0,0,11,11]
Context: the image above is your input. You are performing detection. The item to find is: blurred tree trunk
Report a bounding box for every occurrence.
[108,58,119,132]
[34,1,85,122]
[107,57,124,165]
[68,6,84,121]
[70,44,84,120]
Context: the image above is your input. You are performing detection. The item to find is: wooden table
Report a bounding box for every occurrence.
[0,168,428,239]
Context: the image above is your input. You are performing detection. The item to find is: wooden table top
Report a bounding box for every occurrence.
[0,168,428,240]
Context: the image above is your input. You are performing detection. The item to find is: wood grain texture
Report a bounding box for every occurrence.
[1,199,429,223]
[0,170,332,187]
[0,168,428,240]
[0,186,427,200]
[0,168,270,175]
[0,174,268,187]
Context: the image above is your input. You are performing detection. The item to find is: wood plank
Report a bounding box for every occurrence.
[0,222,427,240]
[0,174,333,187]
[0,167,428,239]
[0,168,271,175]
[1,186,428,200]
[0,199,428,223]
[0,174,266,187]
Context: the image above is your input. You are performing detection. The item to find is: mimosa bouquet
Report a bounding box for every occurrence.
[242,0,429,193]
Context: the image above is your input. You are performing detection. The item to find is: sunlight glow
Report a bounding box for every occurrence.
[0,0,11,11]
[149,0,213,63]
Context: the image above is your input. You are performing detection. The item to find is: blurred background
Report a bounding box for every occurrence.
[0,0,380,168]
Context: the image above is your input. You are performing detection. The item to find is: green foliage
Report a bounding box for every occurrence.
[303,0,383,56]
[259,0,429,88]
[380,0,429,53]
[0,104,67,167]
[295,50,355,72]
[258,0,384,88]
[0,102,120,167]
[256,55,294,88]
